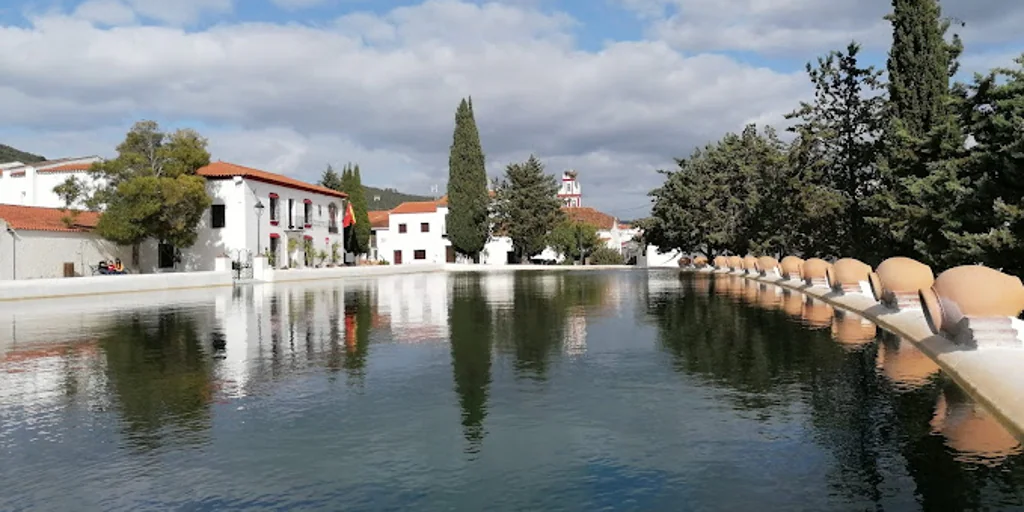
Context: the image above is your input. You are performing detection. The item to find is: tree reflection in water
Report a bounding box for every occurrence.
[448,274,493,453]
[649,272,1024,510]
[99,310,214,452]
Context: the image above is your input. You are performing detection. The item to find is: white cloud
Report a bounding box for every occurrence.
[73,0,137,26]
[12,0,1013,218]
[617,0,1024,56]
[0,0,813,216]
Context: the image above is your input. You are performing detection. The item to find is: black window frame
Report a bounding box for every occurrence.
[211,204,226,229]
[420,222,429,233]
[414,249,426,260]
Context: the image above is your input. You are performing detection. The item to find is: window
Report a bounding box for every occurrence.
[318,205,322,217]
[158,243,176,269]
[304,200,312,227]
[399,223,407,233]
[269,194,279,224]
[328,203,338,234]
[211,204,226,228]
[288,198,295,227]
[414,250,426,260]
[420,222,429,233]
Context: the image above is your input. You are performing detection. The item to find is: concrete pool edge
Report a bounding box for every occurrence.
[686,268,1024,439]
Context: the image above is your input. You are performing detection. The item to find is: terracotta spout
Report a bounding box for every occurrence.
[780,256,804,280]
[920,265,1024,348]
[869,257,934,309]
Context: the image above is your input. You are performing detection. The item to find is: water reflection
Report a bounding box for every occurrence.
[3,271,1024,511]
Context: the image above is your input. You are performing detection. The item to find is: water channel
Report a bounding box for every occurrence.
[2,270,1024,511]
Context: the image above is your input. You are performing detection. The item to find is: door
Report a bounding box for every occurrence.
[393,250,402,265]
[446,246,456,263]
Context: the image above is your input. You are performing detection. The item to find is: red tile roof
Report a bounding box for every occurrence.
[391,201,438,214]
[563,207,617,229]
[39,162,96,173]
[197,161,348,199]
[0,204,101,233]
[368,210,390,228]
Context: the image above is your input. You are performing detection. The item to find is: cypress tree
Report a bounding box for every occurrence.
[340,164,358,256]
[349,164,371,255]
[876,0,966,265]
[446,97,490,260]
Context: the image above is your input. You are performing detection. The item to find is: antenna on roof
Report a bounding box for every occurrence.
[431,184,439,199]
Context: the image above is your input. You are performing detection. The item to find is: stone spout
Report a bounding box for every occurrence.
[826,258,873,295]
[868,257,934,310]
[756,256,781,278]
[801,258,832,287]
[919,265,1024,348]
[780,256,804,280]
[742,255,759,275]
[728,256,743,272]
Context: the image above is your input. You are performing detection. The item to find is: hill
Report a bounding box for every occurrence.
[0,144,45,164]
[364,185,435,211]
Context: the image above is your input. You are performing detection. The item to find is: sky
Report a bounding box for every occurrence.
[1,0,1022,218]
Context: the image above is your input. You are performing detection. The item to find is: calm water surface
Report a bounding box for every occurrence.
[2,270,1024,511]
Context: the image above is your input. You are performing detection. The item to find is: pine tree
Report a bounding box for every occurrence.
[318,164,343,191]
[349,164,371,255]
[446,97,490,260]
[785,42,886,262]
[493,155,563,261]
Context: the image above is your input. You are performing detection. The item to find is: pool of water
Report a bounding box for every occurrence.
[2,270,1024,511]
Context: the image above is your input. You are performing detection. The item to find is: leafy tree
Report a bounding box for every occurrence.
[786,42,887,262]
[53,175,85,227]
[493,155,563,262]
[589,246,624,265]
[87,121,212,266]
[548,220,600,264]
[446,97,490,260]
[318,164,343,191]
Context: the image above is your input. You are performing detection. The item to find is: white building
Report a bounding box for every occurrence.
[558,170,582,208]
[0,204,129,280]
[138,161,348,273]
[0,156,104,208]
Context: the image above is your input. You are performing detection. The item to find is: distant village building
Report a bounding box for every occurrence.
[0,204,129,279]
[557,170,582,208]
[0,157,348,278]
[369,170,633,265]
[0,156,104,208]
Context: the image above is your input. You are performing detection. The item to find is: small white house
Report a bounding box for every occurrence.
[376,199,451,265]
[0,156,104,208]
[0,204,129,280]
[138,161,348,273]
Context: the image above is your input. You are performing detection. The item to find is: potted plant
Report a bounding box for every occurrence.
[330,242,341,267]
[303,239,315,268]
[316,249,329,268]
[264,248,277,268]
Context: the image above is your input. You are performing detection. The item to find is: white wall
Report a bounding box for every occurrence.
[0,159,104,208]
[638,245,683,267]
[0,220,131,280]
[138,177,346,273]
[377,208,449,265]
[481,236,513,265]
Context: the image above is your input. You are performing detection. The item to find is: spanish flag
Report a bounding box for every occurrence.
[342,202,356,227]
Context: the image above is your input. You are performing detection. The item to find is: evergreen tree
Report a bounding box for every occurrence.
[942,57,1024,276]
[786,42,887,262]
[338,164,357,255]
[446,97,490,260]
[877,0,966,265]
[493,155,563,262]
[349,164,371,255]
[318,164,343,191]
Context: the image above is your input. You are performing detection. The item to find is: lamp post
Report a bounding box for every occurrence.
[254,200,265,256]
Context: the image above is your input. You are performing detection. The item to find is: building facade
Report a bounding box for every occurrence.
[138,161,347,273]
[0,204,129,280]
[557,170,582,208]
[0,157,104,208]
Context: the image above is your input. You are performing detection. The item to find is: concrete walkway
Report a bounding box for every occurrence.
[693,268,1024,438]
